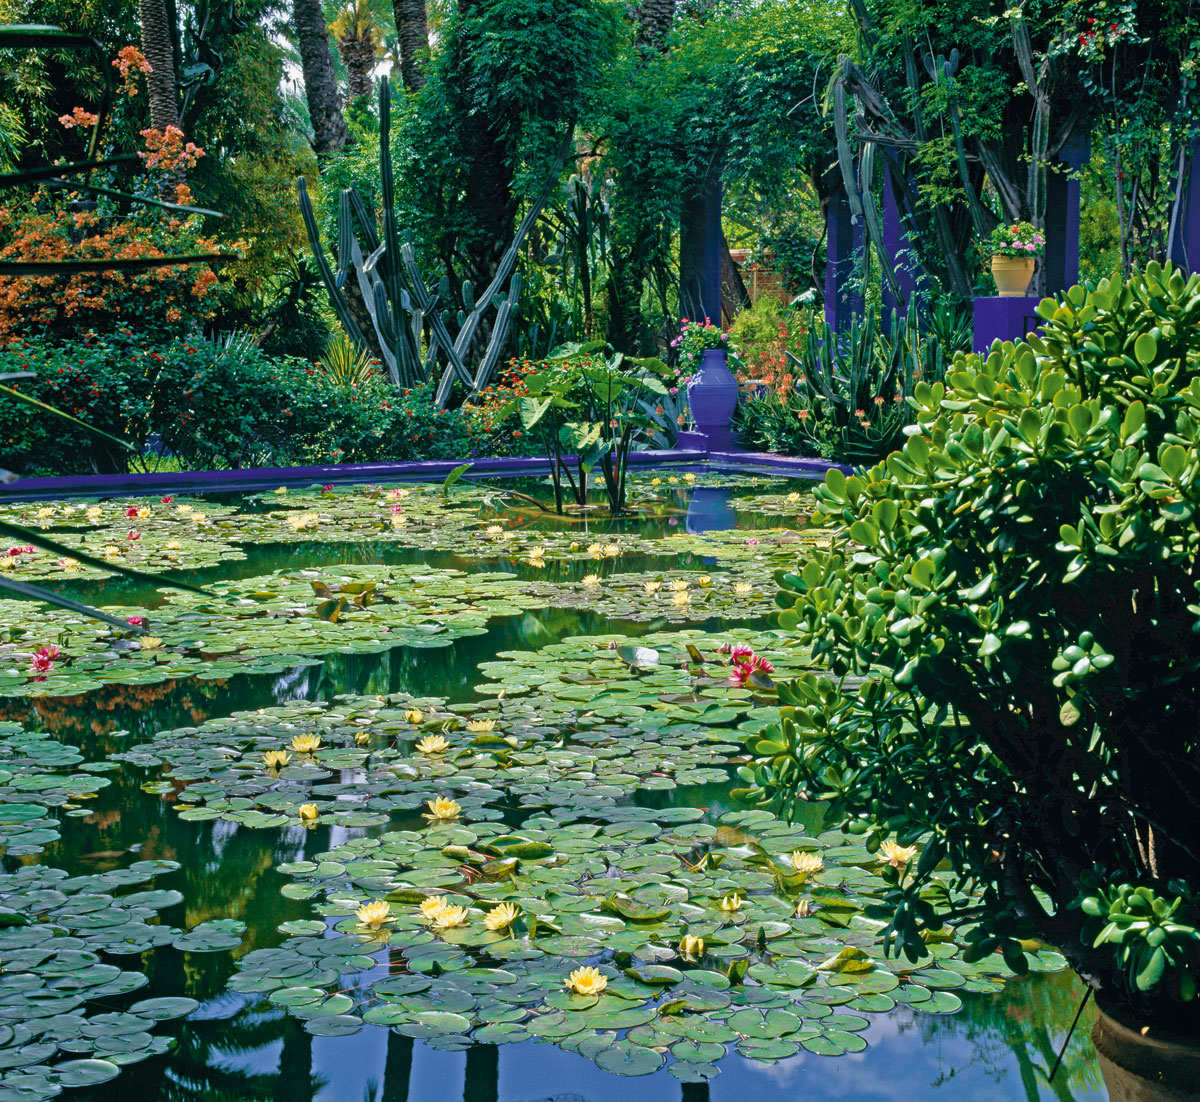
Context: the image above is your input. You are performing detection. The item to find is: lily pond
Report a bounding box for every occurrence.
[0,470,1103,1102]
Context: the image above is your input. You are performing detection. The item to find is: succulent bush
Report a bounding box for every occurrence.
[739,263,1200,1024]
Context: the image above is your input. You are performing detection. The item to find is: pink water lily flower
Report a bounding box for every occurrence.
[127,529,141,541]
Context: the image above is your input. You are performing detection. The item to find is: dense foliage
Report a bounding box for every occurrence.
[740,264,1200,1021]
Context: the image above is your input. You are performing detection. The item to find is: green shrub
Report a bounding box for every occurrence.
[0,332,471,474]
[739,264,1200,1022]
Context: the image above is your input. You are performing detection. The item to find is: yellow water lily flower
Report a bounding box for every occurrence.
[297,803,319,821]
[651,477,662,486]
[263,750,292,770]
[0,559,15,572]
[528,546,546,563]
[697,574,713,588]
[564,966,607,995]
[795,899,813,918]
[787,492,802,503]
[718,893,745,914]
[140,637,164,651]
[466,718,495,733]
[355,900,392,929]
[103,545,122,558]
[734,583,753,595]
[484,902,519,932]
[174,503,193,515]
[354,729,370,745]
[287,512,320,531]
[391,513,408,527]
[36,507,54,519]
[425,796,461,820]
[678,934,705,958]
[86,506,103,522]
[587,543,602,558]
[166,540,181,550]
[416,734,449,754]
[273,487,288,495]
[643,581,661,594]
[601,543,619,558]
[790,851,825,877]
[668,476,679,485]
[879,839,918,868]
[671,579,690,592]
[59,558,79,572]
[403,709,425,724]
[430,904,469,930]
[582,574,600,587]
[684,472,696,483]
[485,525,504,536]
[290,734,322,754]
[419,896,449,921]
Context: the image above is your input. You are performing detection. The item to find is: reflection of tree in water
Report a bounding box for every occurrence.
[913,971,1103,1101]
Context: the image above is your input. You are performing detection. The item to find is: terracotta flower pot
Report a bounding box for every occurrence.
[1092,999,1200,1102]
[991,255,1036,297]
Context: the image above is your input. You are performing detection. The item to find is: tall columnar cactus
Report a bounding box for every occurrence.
[297,76,555,407]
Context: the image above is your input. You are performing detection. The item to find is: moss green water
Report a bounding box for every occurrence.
[0,475,1105,1101]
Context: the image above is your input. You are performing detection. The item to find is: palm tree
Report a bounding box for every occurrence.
[330,0,383,103]
[391,0,428,92]
[635,0,674,51]
[139,0,180,133]
[294,0,349,155]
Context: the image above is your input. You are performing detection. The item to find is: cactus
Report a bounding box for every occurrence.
[297,76,558,407]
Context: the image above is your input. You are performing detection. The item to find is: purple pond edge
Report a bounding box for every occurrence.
[0,449,850,502]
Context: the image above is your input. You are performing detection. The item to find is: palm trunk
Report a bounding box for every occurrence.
[293,0,348,156]
[139,0,180,133]
[336,28,377,101]
[391,0,429,92]
[635,0,674,51]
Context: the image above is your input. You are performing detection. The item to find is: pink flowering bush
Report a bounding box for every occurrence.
[989,221,1045,257]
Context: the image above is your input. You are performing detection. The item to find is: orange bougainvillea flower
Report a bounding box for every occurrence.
[58,106,99,130]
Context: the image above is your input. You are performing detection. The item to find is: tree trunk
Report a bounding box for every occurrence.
[392,0,428,92]
[635,0,675,51]
[336,28,377,102]
[293,0,348,156]
[139,0,180,134]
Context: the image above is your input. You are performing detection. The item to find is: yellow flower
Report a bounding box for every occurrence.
[354,729,370,745]
[0,559,14,572]
[582,574,600,587]
[879,839,918,868]
[140,636,164,650]
[166,540,181,550]
[391,513,408,528]
[651,477,662,486]
[355,900,392,929]
[298,803,319,821]
[528,546,545,563]
[419,896,449,921]
[718,893,744,914]
[417,734,449,754]
[263,750,292,770]
[678,934,705,958]
[601,544,619,558]
[174,503,193,515]
[734,583,753,595]
[671,579,690,592]
[787,492,802,503]
[36,507,54,519]
[672,590,691,606]
[287,512,320,531]
[790,851,825,877]
[466,718,495,733]
[587,542,602,558]
[86,506,102,522]
[484,902,519,932]
[564,966,608,995]
[59,558,79,572]
[404,709,425,725]
[643,581,661,594]
[290,734,322,754]
[697,574,713,588]
[684,472,696,483]
[273,487,288,495]
[430,904,469,930]
[485,525,504,536]
[137,507,151,518]
[668,476,679,485]
[795,899,813,918]
[103,545,122,558]
[425,796,461,820]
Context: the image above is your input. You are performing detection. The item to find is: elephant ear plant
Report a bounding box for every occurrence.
[737,262,1200,1027]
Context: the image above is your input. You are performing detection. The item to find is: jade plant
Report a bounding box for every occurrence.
[739,263,1200,1025]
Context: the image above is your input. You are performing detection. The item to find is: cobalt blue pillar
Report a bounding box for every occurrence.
[1044,137,1089,295]
[825,188,863,332]
[881,167,923,330]
[680,177,723,325]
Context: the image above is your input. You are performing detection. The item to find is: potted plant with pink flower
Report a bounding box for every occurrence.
[988,221,1045,296]
[673,317,741,448]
